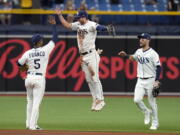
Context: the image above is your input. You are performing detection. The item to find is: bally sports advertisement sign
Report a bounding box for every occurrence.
[0,36,179,92]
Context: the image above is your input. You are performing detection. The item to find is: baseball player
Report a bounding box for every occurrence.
[56,9,115,111]
[17,16,57,130]
[118,33,162,130]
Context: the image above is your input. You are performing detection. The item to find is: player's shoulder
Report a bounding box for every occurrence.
[41,40,55,51]
[88,20,97,25]
[21,48,33,58]
[88,20,94,24]
[73,21,80,25]
[46,40,55,46]
[150,48,156,52]
[136,48,142,53]
[24,49,32,55]
[150,48,159,55]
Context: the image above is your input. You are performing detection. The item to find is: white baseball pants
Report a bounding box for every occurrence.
[81,50,104,101]
[134,77,159,125]
[25,74,45,129]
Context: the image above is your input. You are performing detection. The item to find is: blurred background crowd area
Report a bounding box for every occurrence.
[0,0,180,26]
[1,0,180,12]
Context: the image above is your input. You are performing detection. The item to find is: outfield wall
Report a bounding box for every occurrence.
[0,35,179,93]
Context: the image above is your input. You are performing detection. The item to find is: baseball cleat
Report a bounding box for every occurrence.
[144,110,151,125]
[35,125,43,130]
[29,125,43,130]
[91,100,96,111]
[94,100,105,111]
[150,124,159,130]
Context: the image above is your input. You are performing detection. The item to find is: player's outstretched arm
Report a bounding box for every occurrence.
[55,9,72,29]
[118,51,135,61]
[96,24,116,36]
[48,15,58,43]
[152,66,162,97]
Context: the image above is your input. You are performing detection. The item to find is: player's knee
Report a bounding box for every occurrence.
[91,78,100,83]
[27,96,33,101]
[85,78,91,83]
[134,98,142,104]
[33,106,39,112]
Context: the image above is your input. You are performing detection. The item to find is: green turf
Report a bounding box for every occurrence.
[0,96,179,133]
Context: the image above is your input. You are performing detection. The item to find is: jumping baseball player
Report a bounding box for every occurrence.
[56,9,115,111]
[17,16,57,130]
[118,33,162,130]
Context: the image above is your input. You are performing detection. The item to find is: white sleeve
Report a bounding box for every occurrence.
[43,40,55,55]
[89,22,98,32]
[132,50,138,61]
[71,22,79,31]
[18,52,28,66]
[152,51,161,66]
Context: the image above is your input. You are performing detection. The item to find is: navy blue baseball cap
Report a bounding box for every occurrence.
[32,34,43,45]
[76,10,88,19]
[138,33,151,40]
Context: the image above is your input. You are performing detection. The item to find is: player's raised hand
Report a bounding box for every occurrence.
[118,51,127,57]
[48,15,56,25]
[55,8,62,15]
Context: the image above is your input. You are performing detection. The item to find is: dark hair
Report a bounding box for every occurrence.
[32,34,43,45]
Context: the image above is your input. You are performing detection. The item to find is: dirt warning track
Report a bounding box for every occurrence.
[0,130,179,135]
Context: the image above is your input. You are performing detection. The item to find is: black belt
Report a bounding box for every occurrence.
[80,49,93,56]
[139,77,153,80]
[27,72,42,76]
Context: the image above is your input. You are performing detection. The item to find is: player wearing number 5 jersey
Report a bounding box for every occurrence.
[17,16,57,130]
[118,33,162,130]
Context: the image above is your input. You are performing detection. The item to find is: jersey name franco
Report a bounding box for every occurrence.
[133,48,161,78]
[29,51,45,58]
[18,41,55,76]
[71,20,98,53]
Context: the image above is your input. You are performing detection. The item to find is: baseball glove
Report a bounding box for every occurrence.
[152,81,162,97]
[106,24,116,37]
[20,64,29,72]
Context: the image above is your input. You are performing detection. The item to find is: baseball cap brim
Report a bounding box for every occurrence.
[137,35,151,40]
[138,35,145,39]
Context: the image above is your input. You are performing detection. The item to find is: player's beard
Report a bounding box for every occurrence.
[140,43,145,48]
[79,20,85,25]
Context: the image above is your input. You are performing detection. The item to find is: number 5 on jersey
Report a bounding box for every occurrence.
[34,59,40,69]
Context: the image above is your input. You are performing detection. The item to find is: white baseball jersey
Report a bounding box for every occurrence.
[18,40,55,76]
[71,20,98,53]
[132,48,161,78]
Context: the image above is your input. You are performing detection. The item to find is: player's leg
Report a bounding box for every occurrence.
[134,79,151,124]
[146,79,159,130]
[81,62,97,110]
[29,77,45,130]
[25,77,33,129]
[81,51,104,111]
[90,51,105,111]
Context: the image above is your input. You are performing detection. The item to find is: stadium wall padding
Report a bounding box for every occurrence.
[0,37,179,92]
